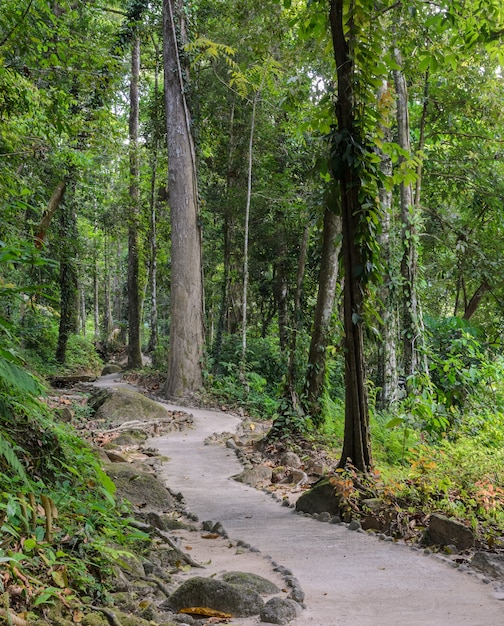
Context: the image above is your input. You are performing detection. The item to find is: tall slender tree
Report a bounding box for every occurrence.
[127,35,143,369]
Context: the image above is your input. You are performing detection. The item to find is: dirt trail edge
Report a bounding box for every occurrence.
[145,400,504,626]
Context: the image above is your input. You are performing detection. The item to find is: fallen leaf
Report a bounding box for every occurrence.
[73,609,84,623]
[179,607,232,619]
[201,533,220,539]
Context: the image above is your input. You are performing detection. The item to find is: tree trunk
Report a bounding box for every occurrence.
[162,0,205,397]
[34,180,66,248]
[56,188,78,364]
[241,89,260,371]
[376,80,399,411]
[285,222,310,406]
[146,46,161,355]
[79,282,86,336]
[330,0,372,472]
[463,280,490,320]
[127,36,143,369]
[274,224,289,351]
[102,235,113,357]
[303,208,342,424]
[394,49,424,380]
[93,253,99,342]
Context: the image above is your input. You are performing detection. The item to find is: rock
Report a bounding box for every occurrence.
[260,597,302,624]
[101,363,122,375]
[220,571,280,594]
[104,450,128,463]
[305,460,327,476]
[423,513,474,550]
[165,576,264,617]
[284,576,304,604]
[89,387,172,425]
[279,452,301,469]
[348,520,362,531]
[272,467,288,483]
[55,407,74,422]
[233,465,273,487]
[113,431,148,445]
[471,552,504,580]
[295,479,340,516]
[105,462,176,512]
[361,498,382,512]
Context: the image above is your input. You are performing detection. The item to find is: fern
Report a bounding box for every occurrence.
[0,353,44,397]
[0,433,29,485]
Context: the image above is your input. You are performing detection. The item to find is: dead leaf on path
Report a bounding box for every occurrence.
[185,545,193,550]
[179,607,232,619]
[201,533,220,539]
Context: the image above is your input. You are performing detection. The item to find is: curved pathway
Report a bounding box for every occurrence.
[146,402,504,626]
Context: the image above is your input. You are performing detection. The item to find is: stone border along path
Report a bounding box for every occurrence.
[144,400,504,626]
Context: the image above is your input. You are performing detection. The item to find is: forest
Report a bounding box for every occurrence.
[1,0,504,621]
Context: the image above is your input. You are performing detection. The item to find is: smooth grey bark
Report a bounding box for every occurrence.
[303,208,342,425]
[241,88,260,370]
[162,0,205,397]
[376,81,399,411]
[146,43,161,355]
[394,49,424,380]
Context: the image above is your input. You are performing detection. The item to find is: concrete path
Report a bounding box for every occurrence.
[146,400,504,626]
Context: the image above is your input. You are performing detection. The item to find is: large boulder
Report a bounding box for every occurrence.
[89,387,171,425]
[105,462,176,512]
[165,576,264,617]
[220,571,280,595]
[423,513,474,550]
[295,479,340,516]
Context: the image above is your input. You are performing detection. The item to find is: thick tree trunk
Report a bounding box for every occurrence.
[127,36,143,369]
[330,0,372,472]
[303,208,342,424]
[56,191,78,364]
[162,0,205,397]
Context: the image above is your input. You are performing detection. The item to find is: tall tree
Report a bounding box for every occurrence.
[303,206,342,424]
[127,35,143,369]
[329,0,384,472]
[162,0,205,397]
[55,179,78,363]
